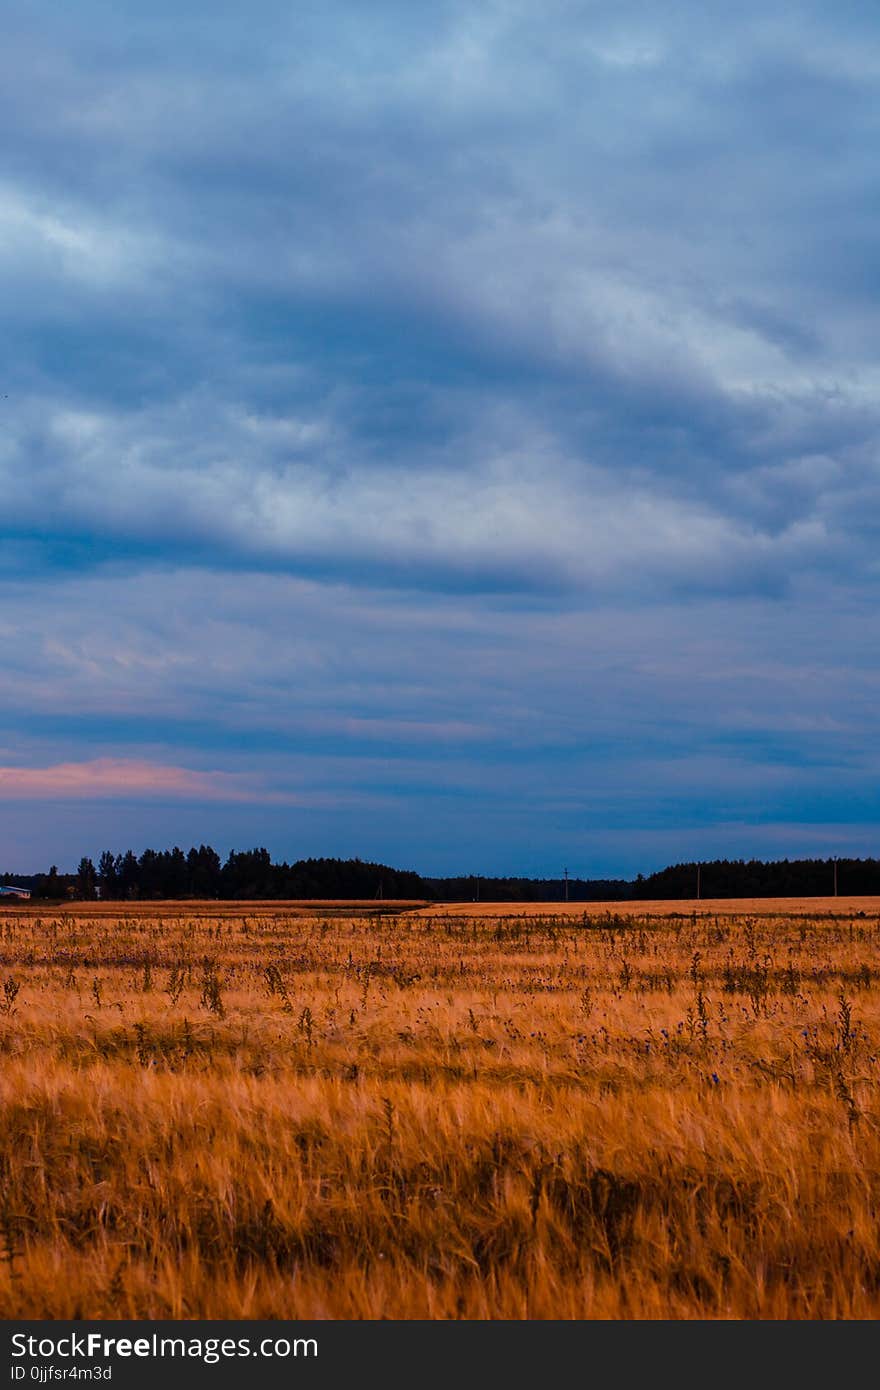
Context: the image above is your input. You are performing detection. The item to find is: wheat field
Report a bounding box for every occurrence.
[1,900,879,1319]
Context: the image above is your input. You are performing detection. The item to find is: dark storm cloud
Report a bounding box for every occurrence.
[2,1,879,868]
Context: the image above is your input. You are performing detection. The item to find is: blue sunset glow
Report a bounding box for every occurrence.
[2,2,878,874]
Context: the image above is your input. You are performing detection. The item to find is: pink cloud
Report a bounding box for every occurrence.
[0,758,268,802]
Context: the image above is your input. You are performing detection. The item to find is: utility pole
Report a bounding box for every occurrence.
[833,858,838,897]
[696,863,701,900]
[563,867,569,903]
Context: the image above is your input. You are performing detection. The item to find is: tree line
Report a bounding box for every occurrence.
[631,856,880,899]
[47,849,425,901]
[3,850,879,902]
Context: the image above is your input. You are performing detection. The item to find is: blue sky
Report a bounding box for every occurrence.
[2,1,879,875]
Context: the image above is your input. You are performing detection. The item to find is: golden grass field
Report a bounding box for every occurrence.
[1,897,879,1319]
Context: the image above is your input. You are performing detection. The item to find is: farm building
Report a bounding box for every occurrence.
[0,885,31,899]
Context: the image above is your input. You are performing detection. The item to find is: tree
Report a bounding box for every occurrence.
[116,850,139,900]
[222,848,274,898]
[98,850,118,900]
[76,857,97,900]
[165,847,188,897]
[186,845,221,897]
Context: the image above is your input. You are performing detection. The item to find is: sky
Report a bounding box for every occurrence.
[2,1,879,877]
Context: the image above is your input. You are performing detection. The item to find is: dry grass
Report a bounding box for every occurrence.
[0,900,879,1318]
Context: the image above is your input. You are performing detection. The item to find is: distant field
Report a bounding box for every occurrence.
[1,901,879,1318]
[418,895,880,918]
[7,894,877,918]
[1,899,429,917]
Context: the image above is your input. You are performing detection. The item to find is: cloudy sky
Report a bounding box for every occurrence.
[2,1,879,876]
